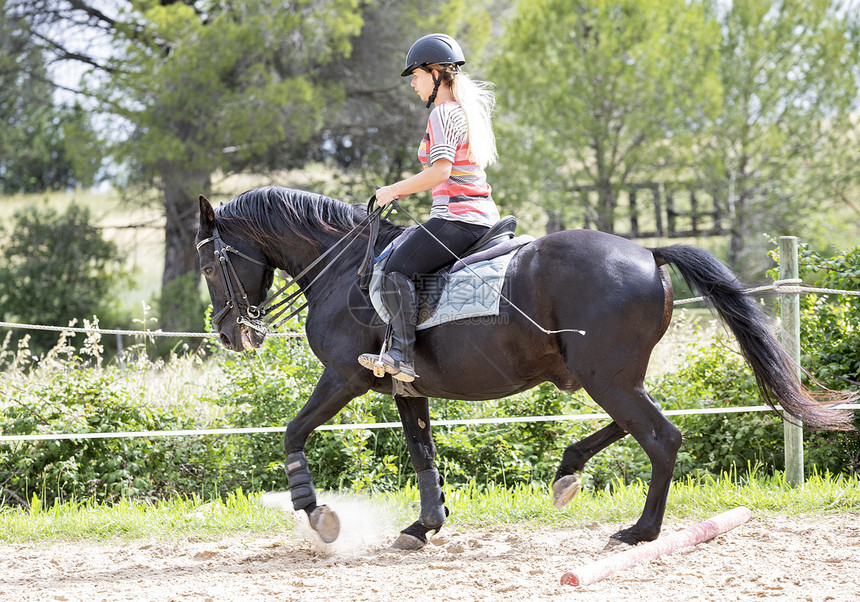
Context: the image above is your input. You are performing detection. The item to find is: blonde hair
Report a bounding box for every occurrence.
[430,65,498,168]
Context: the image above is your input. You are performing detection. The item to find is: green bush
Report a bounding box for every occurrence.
[790,244,860,390]
[0,332,232,506]
[792,243,860,473]
[0,203,130,355]
[1,346,178,504]
[647,242,860,479]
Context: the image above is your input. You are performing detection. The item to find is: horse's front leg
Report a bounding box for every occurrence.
[391,395,449,550]
[283,367,369,543]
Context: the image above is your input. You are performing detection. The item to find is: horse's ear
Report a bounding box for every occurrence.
[199,194,215,235]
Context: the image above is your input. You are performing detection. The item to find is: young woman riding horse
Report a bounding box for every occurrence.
[196,36,854,552]
[357,33,500,383]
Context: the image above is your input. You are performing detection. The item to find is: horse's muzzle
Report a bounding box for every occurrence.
[219,323,265,352]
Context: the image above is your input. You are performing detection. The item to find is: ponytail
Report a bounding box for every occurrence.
[427,64,498,168]
[451,72,498,168]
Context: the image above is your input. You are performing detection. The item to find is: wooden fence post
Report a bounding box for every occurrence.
[779,236,804,487]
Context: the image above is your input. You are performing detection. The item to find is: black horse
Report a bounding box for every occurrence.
[196,186,852,549]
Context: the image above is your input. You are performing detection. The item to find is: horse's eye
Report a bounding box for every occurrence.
[202,265,215,277]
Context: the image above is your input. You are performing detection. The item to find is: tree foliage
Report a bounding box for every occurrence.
[6,0,362,331]
[492,0,722,232]
[491,0,860,277]
[697,0,860,275]
[303,0,498,199]
[5,0,859,328]
[0,3,98,193]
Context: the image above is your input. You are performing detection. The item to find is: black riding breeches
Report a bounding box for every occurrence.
[383,218,490,279]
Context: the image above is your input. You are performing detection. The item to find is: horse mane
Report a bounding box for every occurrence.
[214,186,403,249]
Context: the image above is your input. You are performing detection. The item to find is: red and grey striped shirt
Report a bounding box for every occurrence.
[418,101,500,227]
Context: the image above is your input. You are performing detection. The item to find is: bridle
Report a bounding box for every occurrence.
[196,225,275,333]
[196,198,384,336]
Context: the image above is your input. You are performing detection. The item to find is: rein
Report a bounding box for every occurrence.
[197,196,383,335]
[199,193,585,338]
[358,195,394,289]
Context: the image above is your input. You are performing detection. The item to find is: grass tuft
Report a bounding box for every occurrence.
[2,470,856,543]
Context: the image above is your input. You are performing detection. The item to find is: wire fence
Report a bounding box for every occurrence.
[0,322,304,339]
[674,279,860,305]
[1,404,858,443]
[1,276,857,443]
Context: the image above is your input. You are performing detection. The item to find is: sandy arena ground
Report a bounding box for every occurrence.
[1,498,857,601]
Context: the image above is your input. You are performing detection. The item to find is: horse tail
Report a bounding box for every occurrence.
[651,245,855,431]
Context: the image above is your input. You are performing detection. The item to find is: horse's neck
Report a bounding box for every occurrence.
[264,209,404,298]
[267,231,361,300]
[377,222,406,250]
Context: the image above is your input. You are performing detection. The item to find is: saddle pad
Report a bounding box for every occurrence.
[369,242,531,331]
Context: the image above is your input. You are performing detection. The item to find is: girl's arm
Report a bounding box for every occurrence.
[376,159,453,206]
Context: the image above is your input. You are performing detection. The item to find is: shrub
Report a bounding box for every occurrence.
[647,242,860,479]
[0,203,129,354]
[2,335,176,504]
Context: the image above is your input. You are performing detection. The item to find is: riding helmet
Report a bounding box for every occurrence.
[400,33,466,77]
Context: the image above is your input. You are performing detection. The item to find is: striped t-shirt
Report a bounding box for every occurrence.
[418,101,500,227]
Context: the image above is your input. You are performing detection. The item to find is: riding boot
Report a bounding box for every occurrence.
[358,271,419,381]
[383,271,419,381]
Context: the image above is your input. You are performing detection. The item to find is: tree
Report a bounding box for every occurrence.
[103,1,365,332]
[491,0,721,233]
[0,2,98,193]
[308,0,498,201]
[697,0,860,275]
[13,0,364,332]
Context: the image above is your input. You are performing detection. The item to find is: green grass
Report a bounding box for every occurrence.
[441,469,860,529]
[0,489,293,543]
[2,471,857,544]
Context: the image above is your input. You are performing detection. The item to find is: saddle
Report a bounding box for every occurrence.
[369,216,534,327]
[454,215,518,262]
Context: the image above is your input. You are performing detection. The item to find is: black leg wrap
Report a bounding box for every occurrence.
[285,451,317,511]
[416,468,447,531]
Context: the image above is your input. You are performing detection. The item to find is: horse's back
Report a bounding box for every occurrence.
[504,229,671,373]
[410,228,671,399]
[511,229,668,313]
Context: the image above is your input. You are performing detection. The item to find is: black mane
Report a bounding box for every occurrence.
[215,186,397,248]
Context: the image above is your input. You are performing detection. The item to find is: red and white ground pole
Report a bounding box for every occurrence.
[560,506,753,587]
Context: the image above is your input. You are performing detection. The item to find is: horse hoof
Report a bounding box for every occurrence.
[309,505,340,543]
[604,536,633,550]
[607,526,650,548]
[552,475,581,509]
[391,532,426,550]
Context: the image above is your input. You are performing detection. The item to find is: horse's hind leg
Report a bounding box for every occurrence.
[595,388,681,545]
[391,395,448,550]
[552,422,628,508]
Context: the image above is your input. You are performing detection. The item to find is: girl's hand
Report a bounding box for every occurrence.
[376,185,397,207]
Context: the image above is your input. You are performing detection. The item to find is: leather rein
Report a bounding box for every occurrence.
[196,196,384,336]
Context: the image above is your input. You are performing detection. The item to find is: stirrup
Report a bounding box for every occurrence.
[390,359,416,382]
[358,353,388,378]
[357,352,417,382]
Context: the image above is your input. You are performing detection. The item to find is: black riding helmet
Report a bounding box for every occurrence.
[400,33,466,77]
[401,33,465,108]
